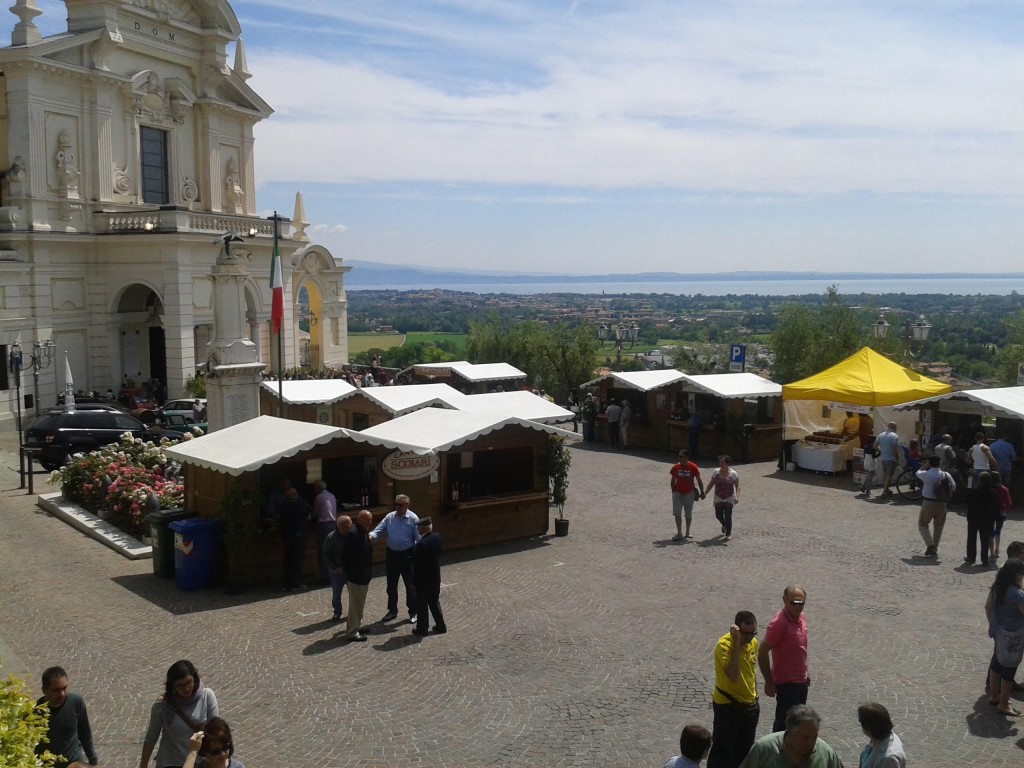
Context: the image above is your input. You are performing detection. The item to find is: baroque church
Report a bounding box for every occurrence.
[0,0,350,429]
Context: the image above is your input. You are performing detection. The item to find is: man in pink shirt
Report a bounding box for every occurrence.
[757,585,809,733]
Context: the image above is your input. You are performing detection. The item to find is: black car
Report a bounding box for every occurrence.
[24,410,182,470]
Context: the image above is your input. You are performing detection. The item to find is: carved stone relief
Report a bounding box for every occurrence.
[55,129,79,195]
[52,278,86,311]
[182,177,198,204]
[223,157,244,214]
[113,164,132,195]
[130,0,201,26]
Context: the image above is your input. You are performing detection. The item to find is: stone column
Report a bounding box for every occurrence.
[204,239,265,432]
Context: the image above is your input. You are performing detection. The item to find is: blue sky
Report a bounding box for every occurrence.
[35,1,1024,274]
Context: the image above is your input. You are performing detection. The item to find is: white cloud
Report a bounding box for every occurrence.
[248,1,1024,199]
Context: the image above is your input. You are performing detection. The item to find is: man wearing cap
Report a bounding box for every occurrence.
[411,517,447,636]
[369,494,421,622]
[757,585,810,734]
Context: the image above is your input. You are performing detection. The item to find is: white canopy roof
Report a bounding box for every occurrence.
[457,390,575,424]
[581,369,687,391]
[412,361,527,382]
[893,386,1024,419]
[358,383,466,415]
[581,369,780,398]
[260,379,357,405]
[345,407,576,455]
[164,416,346,476]
[681,373,782,399]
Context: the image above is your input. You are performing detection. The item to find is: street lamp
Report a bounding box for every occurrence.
[597,321,639,364]
[9,338,55,485]
[873,313,931,357]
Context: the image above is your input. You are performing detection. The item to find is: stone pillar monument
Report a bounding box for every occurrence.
[204,235,265,431]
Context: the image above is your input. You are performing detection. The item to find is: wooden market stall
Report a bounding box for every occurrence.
[258,379,463,429]
[164,412,574,588]
[407,361,528,393]
[580,370,782,460]
[894,386,1024,500]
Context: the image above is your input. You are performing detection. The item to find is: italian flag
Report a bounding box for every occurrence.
[270,239,283,335]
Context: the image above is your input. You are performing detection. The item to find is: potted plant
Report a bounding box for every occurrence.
[547,435,572,536]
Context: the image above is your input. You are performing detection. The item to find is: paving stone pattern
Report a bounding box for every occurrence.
[1,434,1022,767]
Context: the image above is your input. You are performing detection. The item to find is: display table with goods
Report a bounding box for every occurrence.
[791,432,857,474]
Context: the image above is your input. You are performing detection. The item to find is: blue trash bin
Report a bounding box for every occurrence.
[170,518,221,591]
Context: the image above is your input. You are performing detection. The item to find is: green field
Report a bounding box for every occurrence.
[347,333,406,355]
[405,332,467,354]
[347,332,468,356]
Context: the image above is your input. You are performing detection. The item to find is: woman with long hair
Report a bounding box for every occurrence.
[139,660,219,768]
[183,717,244,768]
[709,455,740,541]
[984,560,1024,716]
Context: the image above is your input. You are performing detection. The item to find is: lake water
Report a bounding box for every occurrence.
[352,276,1024,296]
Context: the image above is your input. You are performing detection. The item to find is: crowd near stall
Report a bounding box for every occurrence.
[580,370,782,460]
[781,348,951,482]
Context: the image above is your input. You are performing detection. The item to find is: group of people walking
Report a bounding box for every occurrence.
[669,451,741,541]
[35,660,241,768]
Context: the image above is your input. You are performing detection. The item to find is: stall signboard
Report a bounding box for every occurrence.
[417,366,452,378]
[381,450,441,481]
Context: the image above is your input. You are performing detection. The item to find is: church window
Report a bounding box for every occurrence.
[140,126,169,204]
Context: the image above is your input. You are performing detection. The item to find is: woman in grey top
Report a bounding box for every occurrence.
[140,660,219,768]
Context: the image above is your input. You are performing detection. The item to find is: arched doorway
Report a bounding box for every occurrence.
[297,281,324,369]
[116,284,165,393]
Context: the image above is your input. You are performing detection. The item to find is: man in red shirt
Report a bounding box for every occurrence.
[669,449,705,541]
[757,585,810,733]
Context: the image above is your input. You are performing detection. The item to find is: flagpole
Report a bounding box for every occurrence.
[274,212,283,417]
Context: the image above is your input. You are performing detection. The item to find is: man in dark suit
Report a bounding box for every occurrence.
[411,517,447,636]
[340,510,374,642]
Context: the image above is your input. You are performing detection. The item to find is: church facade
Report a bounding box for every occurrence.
[0,0,350,429]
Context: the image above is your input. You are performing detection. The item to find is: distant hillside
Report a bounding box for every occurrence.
[343,260,1020,287]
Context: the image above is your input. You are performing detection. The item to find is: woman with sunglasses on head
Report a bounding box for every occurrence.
[183,718,244,768]
[139,660,219,768]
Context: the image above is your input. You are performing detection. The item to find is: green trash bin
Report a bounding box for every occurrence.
[146,508,190,578]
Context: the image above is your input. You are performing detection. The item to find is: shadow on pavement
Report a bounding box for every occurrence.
[899,556,941,567]
[965,695,1022,739]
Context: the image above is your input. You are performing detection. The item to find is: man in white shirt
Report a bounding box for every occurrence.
[915,456,955,558]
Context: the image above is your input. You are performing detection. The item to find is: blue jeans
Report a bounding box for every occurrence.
[330,570,347,617]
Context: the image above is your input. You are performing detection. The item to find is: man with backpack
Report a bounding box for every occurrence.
[915,455,956,558]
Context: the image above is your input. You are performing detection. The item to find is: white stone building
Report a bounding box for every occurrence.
[0,0,350,429]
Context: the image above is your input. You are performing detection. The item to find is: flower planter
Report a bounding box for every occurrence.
[554,518,569,537]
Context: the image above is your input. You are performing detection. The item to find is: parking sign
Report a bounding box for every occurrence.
[729,344,746,372]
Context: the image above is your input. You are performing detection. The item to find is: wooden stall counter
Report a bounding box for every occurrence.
[439,491,550,550]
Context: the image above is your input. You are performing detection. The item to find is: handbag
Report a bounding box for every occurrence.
[863,453,876,472]
[995,625,1024,668]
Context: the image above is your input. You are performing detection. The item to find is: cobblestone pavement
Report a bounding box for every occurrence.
[2,431,1023,767]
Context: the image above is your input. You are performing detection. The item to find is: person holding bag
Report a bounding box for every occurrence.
[984,560,1024,717]
[140,660,219,768]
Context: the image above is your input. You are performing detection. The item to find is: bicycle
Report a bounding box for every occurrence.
[895,465,922,501]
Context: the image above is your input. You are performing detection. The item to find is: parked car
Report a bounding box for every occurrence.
[137,409,208,435]
[118,388,159,416]
[161,398,207,423]
[24,411,182,470]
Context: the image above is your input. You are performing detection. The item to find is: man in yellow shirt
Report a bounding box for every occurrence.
[708,611,760,768]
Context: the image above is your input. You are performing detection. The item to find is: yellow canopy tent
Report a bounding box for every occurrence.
[782,347,952,406]
[781,347,952,441]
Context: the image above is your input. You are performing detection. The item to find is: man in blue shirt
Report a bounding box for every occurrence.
[872,422,900,497]
[370,494,420,622]
[990,434,1018,487]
